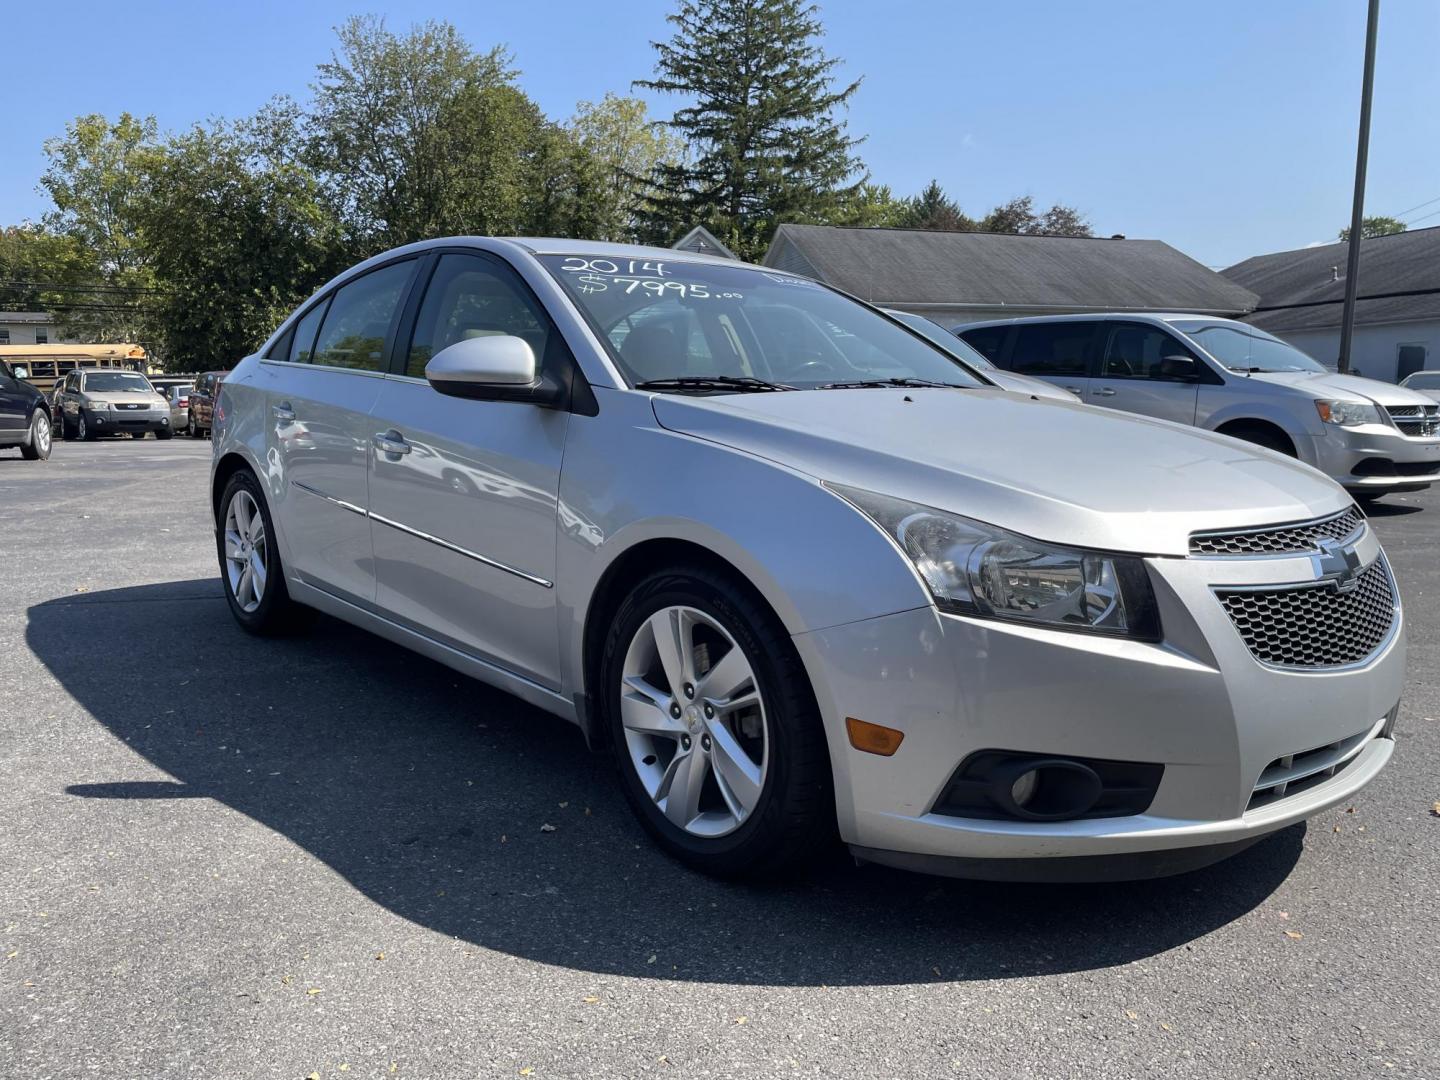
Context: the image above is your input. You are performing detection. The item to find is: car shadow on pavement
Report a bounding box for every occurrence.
[31,580,1303,987]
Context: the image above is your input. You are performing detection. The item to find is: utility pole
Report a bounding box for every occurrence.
[1338,0,1380,374]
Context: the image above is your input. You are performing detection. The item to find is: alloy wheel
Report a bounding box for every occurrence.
[223,489,268,613]
[78,416,88,440]
[619,605,769,837]
[33,412,50,455]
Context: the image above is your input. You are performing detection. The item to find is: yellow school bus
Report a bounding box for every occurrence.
[0,343,149,394]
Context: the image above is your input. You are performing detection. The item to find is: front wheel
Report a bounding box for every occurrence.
[20,409,51,460]
[600,566,833,878]
[78,414,96,441]
[216,470,313,635]
[156,427,173,440]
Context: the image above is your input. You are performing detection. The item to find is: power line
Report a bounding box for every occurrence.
[0,279,173,295]
[1393,194,1440,219]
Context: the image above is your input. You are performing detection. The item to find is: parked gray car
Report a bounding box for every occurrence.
[56,369,174,441]
[211,239,1401,881]
[882,309,1078,402]
[955,314,1440,499]
[1399,370,1440,403]
[164,384,193,433]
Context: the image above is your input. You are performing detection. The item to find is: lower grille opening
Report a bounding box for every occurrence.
[1246,724,1376,811]
[1353,457,1440,478]
[933,750,1163,822]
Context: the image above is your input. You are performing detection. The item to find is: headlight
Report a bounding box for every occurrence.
[84,401,110,412]
[1315,399,1382,427]
[828,484,1160,639]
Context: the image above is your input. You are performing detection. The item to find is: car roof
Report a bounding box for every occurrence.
[506,236,746,268]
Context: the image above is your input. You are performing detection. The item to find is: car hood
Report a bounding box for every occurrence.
[651,388,1350,557]
[83,391,166,407]
[983,371,1079,403]
[1245,369,1435,407]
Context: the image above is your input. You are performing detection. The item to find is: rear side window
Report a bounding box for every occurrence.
[960,325,1009,363]
[312,261,414,371]
[1008,323,1095,377]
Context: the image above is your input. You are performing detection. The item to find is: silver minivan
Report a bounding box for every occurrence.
[211,239,1402,881]
[955,314,1440,499]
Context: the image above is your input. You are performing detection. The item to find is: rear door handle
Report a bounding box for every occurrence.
[272,402,296,422]
[1093,387,1118,397]
[373,430,411,456]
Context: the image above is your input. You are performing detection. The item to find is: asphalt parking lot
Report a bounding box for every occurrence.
[2,438,1437,1079]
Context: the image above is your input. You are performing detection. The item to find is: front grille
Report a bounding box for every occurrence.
[1189,506,1365,556]
[1215,559,1397,668]
[1247,723,1378,810]
[1384,403,1440,437]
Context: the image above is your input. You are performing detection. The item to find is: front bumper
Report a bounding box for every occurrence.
[85,408,170,434]
[1311,423,1440,491]
[791,527,1404,880]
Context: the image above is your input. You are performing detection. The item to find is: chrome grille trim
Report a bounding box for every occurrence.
[1189,506,1365,557]
[1214,556,1399,670]
[1384,403,1440,437]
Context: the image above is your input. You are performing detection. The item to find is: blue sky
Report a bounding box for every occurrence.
[4,0,1438,269]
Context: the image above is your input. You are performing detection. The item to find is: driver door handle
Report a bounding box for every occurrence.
[1093,387,1118,397]
[373,430,411,456]
[1063,386,1084,395]
[272,402,296,423]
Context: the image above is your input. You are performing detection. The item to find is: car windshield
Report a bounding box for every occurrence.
[1172,322,1326,374]
[1403,371,1440,390]
[540,255,985,391]
[885,310,996,370]
[83,372,153,392]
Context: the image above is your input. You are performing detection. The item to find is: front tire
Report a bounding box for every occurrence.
[20,409,51,460]
[78,414,96,441]
[156,427,173,440]
[599,565,833,878]
[216,470,312,636]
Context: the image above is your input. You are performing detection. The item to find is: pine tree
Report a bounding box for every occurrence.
[903,180,974,232]
[636,0,865,261]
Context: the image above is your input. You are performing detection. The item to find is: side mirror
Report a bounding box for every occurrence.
[424,334,562,406]
[1159,355,1199,381]
[12,365,30,381]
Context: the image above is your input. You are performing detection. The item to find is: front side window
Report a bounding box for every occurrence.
[1100,323,1199,380]
[82,372,153,393]
[408,254,551,379]
[311,260,414,371]
[1174,321,1325,374]
[1008,323,1094,378]
[541,255,984,389]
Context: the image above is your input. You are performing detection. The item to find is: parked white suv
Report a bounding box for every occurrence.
[955,314,1440,499]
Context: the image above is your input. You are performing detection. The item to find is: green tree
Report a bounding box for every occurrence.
[133,103,345,370]
[567,93,684,242]
[833,183,911,228]
[636,0,866,260]
[978,195,1092,237]
[38,113,160,342]
[0,225,100,317]
[903,180,974,232]
[1339,215,1407,241]
[306,16,545,249]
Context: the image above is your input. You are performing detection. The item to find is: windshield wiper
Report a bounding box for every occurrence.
[817,377,970,390]
[634,375,797,393]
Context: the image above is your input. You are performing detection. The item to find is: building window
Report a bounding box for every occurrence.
[35,328,48,344]
[0,329,9,345]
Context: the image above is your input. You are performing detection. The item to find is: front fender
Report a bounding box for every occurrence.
[555,388,931,706]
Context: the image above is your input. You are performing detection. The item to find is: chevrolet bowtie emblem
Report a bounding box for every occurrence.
[1314,537,1364,593]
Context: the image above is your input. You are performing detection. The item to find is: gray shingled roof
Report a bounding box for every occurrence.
[763,224,1258,314]
[1223,226,1440,332]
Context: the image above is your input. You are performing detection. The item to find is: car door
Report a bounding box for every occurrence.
[1088,321,1201,425]
[366,250,570,689]
[261,258,418,607]
[0,362,29,438]
[1002,322,1099,398]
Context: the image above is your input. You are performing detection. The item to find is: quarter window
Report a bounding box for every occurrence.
[1008,324,1095,378]
[287,302,328,365]
[407,254,551,379]
[311,260,414,372]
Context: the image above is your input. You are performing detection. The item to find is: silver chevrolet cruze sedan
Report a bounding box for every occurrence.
[211,238,1403,881]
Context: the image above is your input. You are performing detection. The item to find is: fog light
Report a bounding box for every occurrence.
[93,416,104,424]
[1010,769,1039,807]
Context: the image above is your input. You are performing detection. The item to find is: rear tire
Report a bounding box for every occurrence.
[599,564,834,878]
[20,409,51,460]
[216,469,314,636]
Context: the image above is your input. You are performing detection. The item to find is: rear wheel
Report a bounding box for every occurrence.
[600,566,833,878]
[20,409,51,460]
[217,470,313,635]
